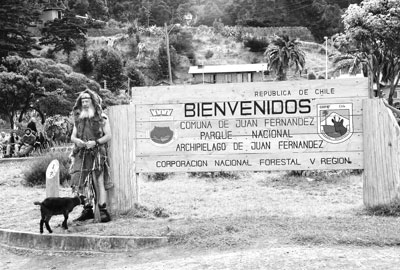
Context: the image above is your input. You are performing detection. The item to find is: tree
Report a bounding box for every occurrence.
[93,48,125,92]
[146,42,178,82]
[88,0,109,20]
[67,0,90,16]
[264,35,305,81]
[77,46,94,74]
[0,56,105,128]
[40,11,87,63]
[335,0,400,101]
[0,0,41,60]
[126,64,146,87]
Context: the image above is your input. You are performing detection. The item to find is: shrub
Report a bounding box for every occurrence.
[24,152,71,186]
[126,64,146,86]
[189,171,240,179]
[147,43,179,81]
[45,48,56,60]
[128,34,141,58]
[318,74,325,80]
[93,48,125,92]
[77,48,93,75]
[307,72,317,80]
[212,19,224,34]
[187,51,197,65]
[205,50,214,59]
[147,173,171,181]
[251,57,261,64]
[243,37,269,53]
[366,198,400,216]
[169,28,194,55]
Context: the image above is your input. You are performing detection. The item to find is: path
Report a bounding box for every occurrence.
[1,244,400,270]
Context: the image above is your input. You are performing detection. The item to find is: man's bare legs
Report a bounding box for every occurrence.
[93,171,107,205]
[93,171,111,222]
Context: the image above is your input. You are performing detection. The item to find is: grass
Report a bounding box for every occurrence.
[364,198,400,217]
[3,156,397,251]
[3,161,400,250]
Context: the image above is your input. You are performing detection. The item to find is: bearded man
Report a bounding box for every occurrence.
[70,89,112,222]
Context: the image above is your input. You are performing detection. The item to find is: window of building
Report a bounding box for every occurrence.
[225,74,232,83]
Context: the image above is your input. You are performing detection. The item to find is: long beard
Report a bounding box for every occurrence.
[79,107,95,119]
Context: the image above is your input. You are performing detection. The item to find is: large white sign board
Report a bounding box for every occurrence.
[132,78,368,173]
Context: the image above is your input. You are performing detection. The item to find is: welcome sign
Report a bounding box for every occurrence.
[132,78,368,173]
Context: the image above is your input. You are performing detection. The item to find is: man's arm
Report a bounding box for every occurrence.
[86,115,111,149]
[382,99,400,115]
[70,125,86,148]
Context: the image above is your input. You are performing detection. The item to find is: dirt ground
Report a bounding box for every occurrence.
[2,159,400,269]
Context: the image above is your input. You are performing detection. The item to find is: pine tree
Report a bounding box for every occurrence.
[0,0,41,60]
[77,47,93,74]
[40,11,87,63]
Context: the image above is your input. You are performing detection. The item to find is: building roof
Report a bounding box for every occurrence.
[43,2,66,11]
[188,63,269,74]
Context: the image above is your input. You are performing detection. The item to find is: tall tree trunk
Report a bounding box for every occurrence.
[8,113,14,129]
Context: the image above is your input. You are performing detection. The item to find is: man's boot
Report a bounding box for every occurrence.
[74,205,94,221]
[99,203,111,222]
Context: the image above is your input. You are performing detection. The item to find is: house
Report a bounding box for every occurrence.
[188,63,271,84]
[39,5,64,23]
[28,2,65,35]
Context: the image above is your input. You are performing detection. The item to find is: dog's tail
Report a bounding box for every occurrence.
[33,201,42,206]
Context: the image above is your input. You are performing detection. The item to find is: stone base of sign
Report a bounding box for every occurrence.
[0,229,168,253]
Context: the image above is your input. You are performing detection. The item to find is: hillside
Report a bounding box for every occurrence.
[83,26,331,85]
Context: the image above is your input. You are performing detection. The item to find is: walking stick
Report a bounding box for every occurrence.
[89,150,101,222]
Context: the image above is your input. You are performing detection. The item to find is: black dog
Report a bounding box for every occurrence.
[34,195,86,234]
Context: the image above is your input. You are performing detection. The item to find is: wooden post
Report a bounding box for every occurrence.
[363,99,400,207]
[46,159,59,197]
[107,105,138,214]
[165,22,173,85]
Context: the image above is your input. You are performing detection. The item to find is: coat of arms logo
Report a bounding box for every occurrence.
[148,108,176,145]
[317,103,353,144]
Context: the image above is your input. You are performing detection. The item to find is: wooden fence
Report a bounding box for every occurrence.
[363,99,400,207]
[107,105,138,214]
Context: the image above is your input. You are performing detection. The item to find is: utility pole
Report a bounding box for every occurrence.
[324,36,328,80]
[164,22,174,85]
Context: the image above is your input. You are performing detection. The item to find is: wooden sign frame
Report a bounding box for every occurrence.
[131,78,368,173]
[107,78,400,211]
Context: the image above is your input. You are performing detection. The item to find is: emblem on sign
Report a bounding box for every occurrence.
[317,103,353,144]
[150,126,174,144]
[149,108,176,145]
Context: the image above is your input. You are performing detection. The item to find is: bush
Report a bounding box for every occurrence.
[187,51,197,65]
[128,33,141,58]
[243,37,269,53]
[205,50,214,59]
[147,43,179,81]
[318,74,325,80]
[126,64,146,86]
[128,37,139,58]
[189,171,240,179]
[147,173,171,181]
[77,48,93,75]
[169,28,194,55]
[93,48,125,92]
[212,19,224,34]
[366,198,400,216]
[24,152,71,186]
[307,72,316,80]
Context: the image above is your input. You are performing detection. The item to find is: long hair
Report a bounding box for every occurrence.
[73,89,103,121]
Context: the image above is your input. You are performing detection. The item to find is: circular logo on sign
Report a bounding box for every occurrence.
[150,126,174,145]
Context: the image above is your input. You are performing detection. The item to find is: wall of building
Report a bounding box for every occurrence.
[192,72,269,84]
[39,10,60,22]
